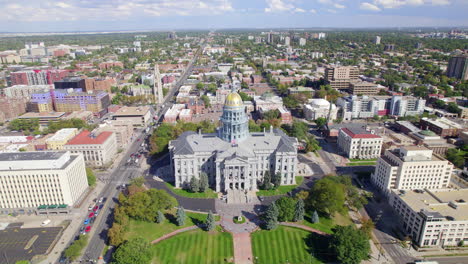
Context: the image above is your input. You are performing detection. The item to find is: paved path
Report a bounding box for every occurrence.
[233,233,254,264]
[150,225,199,244]
[280,222,330,236]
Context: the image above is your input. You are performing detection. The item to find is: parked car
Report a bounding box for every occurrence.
[93,205,99,212]
[85,226,91,233]
[84,219,90,225]
[98,197,104,203]
[88,212,95,218]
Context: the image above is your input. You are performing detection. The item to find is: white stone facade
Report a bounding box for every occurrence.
[0,151,88,208]
[337,128,383,159]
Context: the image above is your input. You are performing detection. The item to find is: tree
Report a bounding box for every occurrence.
[205,211,215,231]
[306,177,346,216]
[261,171,272,190]
[108,223,125,246]
[329,226,370,264]
[293,199,305,222]
[272,172,282,189]
[130,176,145,187]
[189,177,200,192]
[315,117,327,128]
[311,210,320,223]
[112,237,152,264]
[360,217,375,238]
[199,172,209,192]
[263,202,279,230]
[86,168,96,186]
[447,102,461,114]
[276,196,297,222]
[176,206,186,226]
[200,95,211,107]
[295,190,309,200]
[64,235,88,261]
[156,210,165,224]
[196,82,204,90]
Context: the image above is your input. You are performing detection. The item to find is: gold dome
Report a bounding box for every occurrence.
[224,92,243,107]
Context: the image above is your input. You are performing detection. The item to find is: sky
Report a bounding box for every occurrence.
[0,0,467,32]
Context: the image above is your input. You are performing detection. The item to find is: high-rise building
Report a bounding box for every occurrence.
[299,38,306,46]
[324,66,359,90]
[284,36,291,46]
[374,36,381,45]
[53,89,110,115]
[2,85,52,99]
[267,32,274,44]
[0,151,88,209]
[447,53,468,80]
[384,44,396,51]
[169,90,298,192]
[54,77,86,91]
[28,90,54,112]
[10,70,68,86]
[349,81,379,95]
[371,146,453,194]
[0,96,27,122]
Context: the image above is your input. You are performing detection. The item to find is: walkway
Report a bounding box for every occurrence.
[280,222,330,236]
[150,225,198,244]
[233,233,253,264]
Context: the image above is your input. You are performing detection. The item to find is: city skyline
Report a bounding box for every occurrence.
[0,0,467,32]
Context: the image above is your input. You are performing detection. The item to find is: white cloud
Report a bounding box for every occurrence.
[431,0,450,5]
[0,0,235,21]
[334,3,345,8]
[265,0,294,12]
[327,9,337,13]
[310,9,317,13]
[360,2,382,11]
[294,7,306,12]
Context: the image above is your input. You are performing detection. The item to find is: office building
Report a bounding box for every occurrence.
[324,66,359,90]
[389,188,468,247]
[98,61,123,70]
[54,77,86,90]
[169,90,298,192]
[446,53,468,80]
[303,98,338,121]
[64,130,117,167]
[96,120,134,148]
[337,127,383,159]
[46,128,79,150]
[371,146,453,194]
[0,151,88,209]
[284,36,291,46]
[253,92,284,112]
[10,70,68,86]
[266,32,274,44]
[299,38,306,46]
[337,95,425,120]
[384,44,396,51]
[420,117,465,138]
[27,90,54,112]
[112,106,152,127]
[349,81,379,95]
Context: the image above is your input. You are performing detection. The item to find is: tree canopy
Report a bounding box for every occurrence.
[112,237,152,264]
[329,225,371,264]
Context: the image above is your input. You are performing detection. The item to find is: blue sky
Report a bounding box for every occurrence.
[0,0,467,32]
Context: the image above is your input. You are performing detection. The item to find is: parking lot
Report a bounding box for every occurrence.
[0,225,62,263]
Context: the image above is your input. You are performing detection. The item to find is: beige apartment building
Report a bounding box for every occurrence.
[337,127,383,159]
[0,151,88,209]
[96,120,134,148]
[389,188,468,247]
[371,146,453,194]
[46,128,79,150]
[64,130,117,167]
[349,81,379,95]
[112,106,152,127]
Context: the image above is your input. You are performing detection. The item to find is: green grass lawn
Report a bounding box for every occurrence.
[347,162,377,166]
[165,182,218,198]
[252,226,322,264]
[299,211,353,234]
[126,211,220,241]
[256,177,304,197]
[151,227,234,264]
[348,158,377,162]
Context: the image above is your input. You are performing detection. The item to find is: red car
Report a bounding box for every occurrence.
[88,212,95,218]
[93,205,99,212]
[85,226,91,233]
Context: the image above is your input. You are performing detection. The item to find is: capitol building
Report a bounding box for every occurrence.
[169,90,298,193]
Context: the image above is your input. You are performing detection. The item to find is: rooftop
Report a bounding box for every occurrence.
[394,188,468,221]
[0,151,64,162]
[19,112,66,119]
[341,127,381,139]
[113,106,151,116]
[46,128,78,142]
[66,130,113,145]
[422,117,464,129]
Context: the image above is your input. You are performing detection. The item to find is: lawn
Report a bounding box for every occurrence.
[256,177,304,197]
[252,226,322,264]
[347,162,377,166]
[126,210,220,241]
[349,158,377,162]
[165,182,218,198]
[299,211,353,234]
[151,227,234,264]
